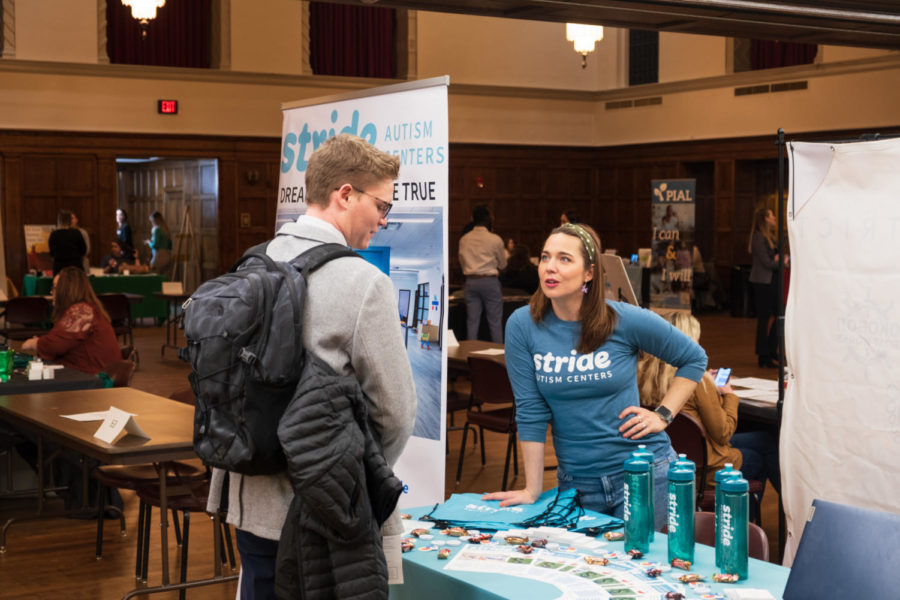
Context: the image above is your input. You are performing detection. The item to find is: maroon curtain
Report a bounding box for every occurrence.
[750,40,817,70]
[107,0,211,68]
[310,3,396,78]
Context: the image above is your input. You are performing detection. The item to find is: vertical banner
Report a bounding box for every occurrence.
[649,179,695,311]
[782,138,900,564]
[276,77,449,509]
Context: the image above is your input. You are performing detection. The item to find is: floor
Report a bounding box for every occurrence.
[0,310,785,599]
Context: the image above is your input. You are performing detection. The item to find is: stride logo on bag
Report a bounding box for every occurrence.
[180,242,357,475]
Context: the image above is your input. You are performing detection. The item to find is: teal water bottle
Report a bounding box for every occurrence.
[718,476,749,580]
[623,457,652,554]
[631,444,655,543]
[667,457,695,564]
[714,463,739,568]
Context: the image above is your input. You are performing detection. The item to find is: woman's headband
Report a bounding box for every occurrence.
[560,223,597,265]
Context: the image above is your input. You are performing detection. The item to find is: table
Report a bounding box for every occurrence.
[23,274,167,320]
[154,292,190,357]
[0,387,236,597]
[390,507,789,600]
[0,367,104,395]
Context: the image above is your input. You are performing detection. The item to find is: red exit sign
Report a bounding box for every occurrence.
[157,99,178,115]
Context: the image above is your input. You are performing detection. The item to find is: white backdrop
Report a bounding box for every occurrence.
[782,137,900,564]
[275,78,450,510]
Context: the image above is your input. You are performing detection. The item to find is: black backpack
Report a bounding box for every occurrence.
[180,241,358,475]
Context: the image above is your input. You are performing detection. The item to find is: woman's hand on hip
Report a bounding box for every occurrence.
[618,405,665,439]
[482,489,539,507]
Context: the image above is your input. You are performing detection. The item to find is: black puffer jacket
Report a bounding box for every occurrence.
[274,354,403,600]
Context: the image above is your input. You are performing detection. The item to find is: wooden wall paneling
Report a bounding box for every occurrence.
[683,161,715,264]
[217,158,238,270]
[733,160,758,265]
[97,157,118,268]
[3,156,24,290]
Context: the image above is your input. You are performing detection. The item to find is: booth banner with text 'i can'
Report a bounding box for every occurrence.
[782,137,900,565]
[276,77,449,509]
[649,179,695,311]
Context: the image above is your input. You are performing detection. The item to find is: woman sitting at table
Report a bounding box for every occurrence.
[637,311,781,499]
[21,266,121,374]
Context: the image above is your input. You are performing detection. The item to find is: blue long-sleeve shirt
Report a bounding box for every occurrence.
[504,301,707,477]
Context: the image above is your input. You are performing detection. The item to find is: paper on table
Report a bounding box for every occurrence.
[734,389,780,403]
[93,406,150,444]
[445,328,459,348]
[730,377,779,391]
[471,348,505,356]
[62,411,118,422]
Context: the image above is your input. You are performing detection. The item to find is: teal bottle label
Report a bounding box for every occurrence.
[624,472,652,554]
[719,492,749,579]
[667,480,695,563]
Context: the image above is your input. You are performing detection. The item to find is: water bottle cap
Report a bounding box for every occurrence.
[631,446,654,463]
[720,476,749,492]
[624,457,651,472]
[667,465,695,481]
[672,456,696,471]
[715,465,739,483]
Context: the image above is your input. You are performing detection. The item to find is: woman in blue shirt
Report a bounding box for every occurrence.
[484,223,707,528]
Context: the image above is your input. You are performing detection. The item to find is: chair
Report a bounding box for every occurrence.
[693,511,770,562]
[99,294,134,347]
[103,359,136,388]
[93,388,207,563]
[2,296,51,341]
[455,356,518,491]
[667,412,764,525]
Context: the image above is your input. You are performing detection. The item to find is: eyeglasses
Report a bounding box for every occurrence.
[338,185,393,218]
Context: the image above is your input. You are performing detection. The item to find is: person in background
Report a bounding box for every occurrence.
[205,134,416,599]
[560,209,580,225]
[145,211,173,274]
[48,209,86,275]
[21,266,120,374]
[70,211,91,271]
[458,204,507,342]
[637,311,781,518]
[500,243,539,295]
[484,223,706,529]
[116,208,133,249]
[505,237,515,260]
[748,206,785,368]
[102,240,130,274]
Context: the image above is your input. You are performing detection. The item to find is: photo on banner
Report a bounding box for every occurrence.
[276,78,449,508]
[649,179,695,311]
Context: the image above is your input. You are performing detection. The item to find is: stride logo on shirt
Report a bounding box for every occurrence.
[533,350,614,383]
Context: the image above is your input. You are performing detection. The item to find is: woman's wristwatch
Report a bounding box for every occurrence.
[654,405,674,426]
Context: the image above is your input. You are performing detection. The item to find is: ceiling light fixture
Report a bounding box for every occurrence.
[566,23,604,69]
[121,0,166,39]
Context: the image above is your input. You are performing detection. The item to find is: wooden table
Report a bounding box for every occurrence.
[0,387,235,597]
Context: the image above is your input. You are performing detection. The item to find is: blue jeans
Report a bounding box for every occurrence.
[732,430,781,495]
[557,447,677,531]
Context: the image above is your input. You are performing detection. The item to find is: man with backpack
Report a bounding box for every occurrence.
[205,134,417,599]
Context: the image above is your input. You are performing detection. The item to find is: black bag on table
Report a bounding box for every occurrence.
[180,241,357,475]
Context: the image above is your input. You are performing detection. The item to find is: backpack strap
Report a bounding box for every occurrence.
[289,243,359,276]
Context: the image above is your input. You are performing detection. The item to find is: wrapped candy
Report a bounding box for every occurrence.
[584,556,609,566]
[671,558,692,571]
[677,573,704,583]
[504,535,529,545]
[437,548,451,560]
[410,528,430,538]
[530,538,548,548]
[517,545,533,554]
[603,531,625,541]
[712,573,740,583]
[627,549,644,559]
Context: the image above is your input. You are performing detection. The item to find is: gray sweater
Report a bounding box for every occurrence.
[207,215,417,539]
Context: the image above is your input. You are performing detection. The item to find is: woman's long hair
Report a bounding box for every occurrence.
[529,223,616,354]
[637,311,702,407]
[748,206,776,253]
[53,266,110,322]
[150,211,171,240]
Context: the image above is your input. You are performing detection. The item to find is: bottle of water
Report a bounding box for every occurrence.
[718,475,749,580]
[631,444,655,543]
[623,456,652,554]
[667,456,695,564]
[714,463,739,568]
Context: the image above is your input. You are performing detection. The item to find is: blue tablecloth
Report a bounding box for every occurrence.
[390,506,789,600]
[23,274,167,320]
